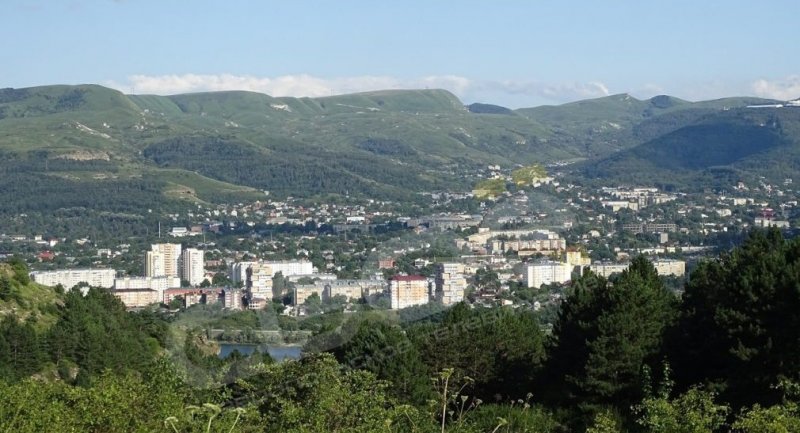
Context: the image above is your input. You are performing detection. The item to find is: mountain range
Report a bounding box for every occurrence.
[1,84,798,231]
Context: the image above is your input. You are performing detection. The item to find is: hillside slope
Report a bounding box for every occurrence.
[1,83,798,234]
[583,107,800,189]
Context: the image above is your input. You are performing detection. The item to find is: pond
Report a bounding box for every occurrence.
[218,343,302,361]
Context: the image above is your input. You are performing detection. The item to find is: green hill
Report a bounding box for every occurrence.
[0,262,61,330]
[0,85,569,215]
[583,107,800,189]
[2,83,799,234]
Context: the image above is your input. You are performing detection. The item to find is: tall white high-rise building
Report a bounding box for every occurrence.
[145,251,166,277]
[246,262,273,301]
[149,243,182,278]
[230,261,258,286]
[435,263,467,306]
[181,248,205,286]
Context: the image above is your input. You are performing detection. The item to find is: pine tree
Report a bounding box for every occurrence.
[544,257,676,419]
[669,229,800,408]
[335,319,432,405]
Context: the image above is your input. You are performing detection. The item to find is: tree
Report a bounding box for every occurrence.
[272,271,287,300]
[543,257,676,422]
[212,272,231,286]
[668,229,800,408]
[303,292,322,315]
[334,319,432,405]
[411,303,546,401]
[0,316,44,382]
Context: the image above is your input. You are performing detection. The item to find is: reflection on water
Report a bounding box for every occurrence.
[218,343,302,361]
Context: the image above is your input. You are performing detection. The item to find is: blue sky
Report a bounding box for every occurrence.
[4,0,800,107]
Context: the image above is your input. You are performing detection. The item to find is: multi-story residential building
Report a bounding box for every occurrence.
[224,288,244,310]
[622,223,678,234]
[145,251,165,277]
[435,263,467,306]
[230,259,313,287]
[389,275,429,309]
[112,289,160,309]
[181,248,205,286]
[652,259,686,277]
[490,238,567,256]
[114,276,180,292]
[113,276,180,309]
[565,250,591,268]
[264,260,313,276]
[523,261,573,289]
[230,261,258,286]
[292,279,383,306]
[294,284,322,306]
[163,288,222,305]
[589,262,630,278]
[246,262,273,302]
[30,268,116,289]
[149,243,182,278]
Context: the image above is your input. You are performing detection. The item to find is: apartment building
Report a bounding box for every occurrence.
[523,261,573,289]
[181,248,205,286]
[435,263,467,306]
[30,268,116,289]
[389,275,429,309]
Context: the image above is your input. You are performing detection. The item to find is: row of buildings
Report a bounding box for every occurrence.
[144,243,205,286]
[522,257,686,289]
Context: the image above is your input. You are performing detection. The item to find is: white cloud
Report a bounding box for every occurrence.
[752,76,800,101]
[104,73,612,107]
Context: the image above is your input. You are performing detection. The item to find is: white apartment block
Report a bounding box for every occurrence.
[113,289,160,309]
[435,263,467,306]
[523,261,573,289]
[589,262,630,278]
[389,275,429,309]
[230,259,313,285]
[293,279,383,306]
[149,243,182,278]
[181,248,205,286]
[224,288,244,310]
[31,268,116,289]
[114,276,180,292]
[265,260,313,277]
[246,262,273,300]
[652,259,686,277]
[230,261,258,286]
[145,251,165,277]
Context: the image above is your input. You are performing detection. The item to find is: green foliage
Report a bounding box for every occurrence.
[473,178,506,199]
[47,288,167,382]
[634,388,729,433]
[231,353,429,433]
[0,316,45,381]
[586,409,623,433]
[411,304,546,401]
[511,164,548,186]
[465,403,562,433]
[669,229,800,407]
[544,257,677,421]
[334,319,432,405]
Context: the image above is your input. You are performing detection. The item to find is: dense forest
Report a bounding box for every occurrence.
[3,229,800,432]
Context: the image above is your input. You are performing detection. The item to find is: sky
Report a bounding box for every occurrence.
[4,0,800,107]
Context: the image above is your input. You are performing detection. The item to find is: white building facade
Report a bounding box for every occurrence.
[30,268,116,289]
[523,261,573,289]
[181,248,205,286]
[435,263,467,306]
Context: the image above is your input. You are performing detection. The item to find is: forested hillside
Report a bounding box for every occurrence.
[1,84,798,236]
[5,230,800,432]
